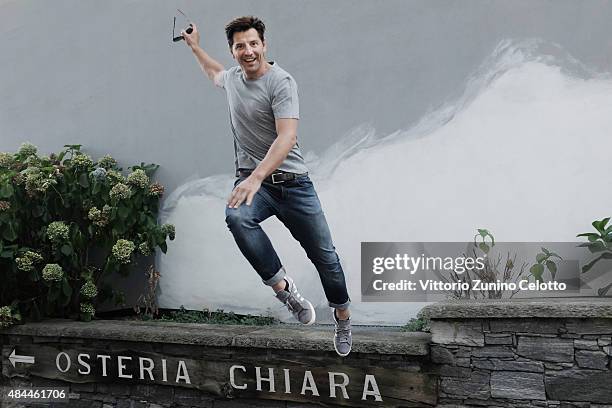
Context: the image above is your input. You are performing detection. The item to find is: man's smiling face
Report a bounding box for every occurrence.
[231,28,267,79]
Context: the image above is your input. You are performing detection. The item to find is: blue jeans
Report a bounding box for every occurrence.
[225,175,350,309]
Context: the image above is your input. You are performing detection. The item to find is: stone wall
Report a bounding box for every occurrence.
[1,320,435,407]
[421,299,612,408]
[3,300,612,407]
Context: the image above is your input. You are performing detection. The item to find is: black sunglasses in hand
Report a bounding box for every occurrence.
[172,9,193,43]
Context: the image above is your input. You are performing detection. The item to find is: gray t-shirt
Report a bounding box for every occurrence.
[218,62,308,174]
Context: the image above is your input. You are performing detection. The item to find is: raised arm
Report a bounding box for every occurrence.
[181,24,225,86]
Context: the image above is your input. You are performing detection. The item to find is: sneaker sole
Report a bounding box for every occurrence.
[302,300,316,325]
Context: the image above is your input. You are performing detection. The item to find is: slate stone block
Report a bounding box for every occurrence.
[575,350,608,370]
[491,371,545,400]
[517,337,573,362]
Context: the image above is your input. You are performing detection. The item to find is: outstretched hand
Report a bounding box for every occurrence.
[228,175,262,208]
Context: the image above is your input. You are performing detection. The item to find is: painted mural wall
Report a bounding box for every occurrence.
[2,1,612,323]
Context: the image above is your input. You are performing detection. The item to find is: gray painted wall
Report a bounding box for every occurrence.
[3,1,612,318]
[2,0,612,189]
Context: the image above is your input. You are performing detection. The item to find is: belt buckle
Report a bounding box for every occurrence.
[271,173,284,184]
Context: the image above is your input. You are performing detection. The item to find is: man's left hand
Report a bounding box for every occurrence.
[228,175,262,208]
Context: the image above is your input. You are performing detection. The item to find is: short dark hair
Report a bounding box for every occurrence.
[225,16,265,48]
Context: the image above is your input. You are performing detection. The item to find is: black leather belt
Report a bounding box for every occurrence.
[238,170,308,184]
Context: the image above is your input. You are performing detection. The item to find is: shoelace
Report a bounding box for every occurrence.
[277,292,304,314]
[335,323,351,344]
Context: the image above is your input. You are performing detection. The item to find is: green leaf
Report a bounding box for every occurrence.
[577,232,601,240]
[0,249,14,258]
[0,183,14,198]
[64,144,82,150]
[60,244,72,256]
[118,206,129,219]
[546,260,557,279]
[78,173,90,188]
[159,241,168,254]
[60,294,71,307]
[536,253,546,263]
[578,241,608,254]
[2,223,17,242]
[62,279,72,297]
[47,286,60,302]
[592,218,610,234]
[541,247,550,255]
[29,300,41,321]
[582,253,608,273]
[32,206,44,217]
[530,263,544,282]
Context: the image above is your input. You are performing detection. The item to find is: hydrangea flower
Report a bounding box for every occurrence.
[80,303,95,314]
[97,155,117,170]
[0,201,10,212]
[15,251,43,272]
[112,239,135,264]
[12,173,25,185]
[0,306,14,328]
[71,154,93,170]
[107,169,126,184]
[42,264,64,282]
[148,182,165,197]
[18,142,37,157]
[87,207,108,227]
[102,204,112,214]
[47,221,69,242]
[127,169,149,189]
[80,281,98,298]
[88,207,101,219]
[109,183,131,200]
[138,242,152,256]
[0,152,14,168]
[161,224,176,241]
[90,167,107,181]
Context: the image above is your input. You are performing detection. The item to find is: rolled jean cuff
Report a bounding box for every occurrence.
[263,266,286,287]
[329,298,351,310]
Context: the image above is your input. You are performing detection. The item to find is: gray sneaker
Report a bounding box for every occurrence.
[275,276,316,325]
[333,310,352,357]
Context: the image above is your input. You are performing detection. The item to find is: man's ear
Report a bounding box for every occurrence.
[262,40,267,54]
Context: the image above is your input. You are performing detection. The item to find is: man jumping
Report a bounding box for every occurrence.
[182,16,352,356]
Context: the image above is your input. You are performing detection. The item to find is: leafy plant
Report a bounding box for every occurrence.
[158,306,278,326]
[401,316,430,332]
[444,229,560,299]
[443,229,528,299]
[577,217,612,295]
[529,247,562,283]
[474,228,495,254]
[0,143,175,326]
[134,265,161,319]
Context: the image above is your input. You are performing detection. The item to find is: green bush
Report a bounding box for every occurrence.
[0,143,174,325]
[401,316,429,332]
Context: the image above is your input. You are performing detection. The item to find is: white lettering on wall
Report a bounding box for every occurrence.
[329,372,349,399]
[56,352,70,373]
[230,365,247,390]
[77,354,90,375]
[362,374,382,401]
